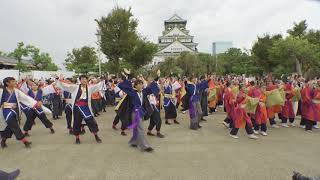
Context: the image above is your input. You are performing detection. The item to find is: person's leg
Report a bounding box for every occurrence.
[172,104,179,124]
[112,114,120,129]
[281,117,289,127]
[1,125,13,148]
[254,123,259,132]
[269,117,276,125]
[223,116,232,128]
[152,110,164,138]
[84,116,101,143]
[164,106,171,125]
[289,118,295,124]
[230,127,239,137]
[305,119,313,132]
[245,122,258,139]
[91,99,98,116]
[261,123,267,132]
[260,123,267,136]
[250,116,256,128]
[2,115,31,148]
[195,101,203,128]
[37,113,54,133]
[245,123,254,135]
[23,110,37,135]
[300,117,306,127]
[120,117,128,136]
[73,107,83,144]
[65,105,73,134]
[147,113,156,133]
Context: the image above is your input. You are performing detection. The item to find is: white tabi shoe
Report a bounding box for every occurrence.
[281,123,289,128]
[222,122,230,129]
[248,134,259,139]
[260,131,268,136]
[300,125,306,129]
[313,125,319,129]
[253,130,259,135]
[229,134,239,139]
[271,124,280,128]
[306,130,313,133]
[289,123,296,127]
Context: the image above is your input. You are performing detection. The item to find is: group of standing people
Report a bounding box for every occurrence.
[221,75,320,139]
[0,71,319,153]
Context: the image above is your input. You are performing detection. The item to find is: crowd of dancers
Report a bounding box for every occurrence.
[0,70,319,152]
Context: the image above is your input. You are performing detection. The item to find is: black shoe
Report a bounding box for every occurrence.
[75,138,81,144]
[24,132,30,137]
[174,120,180,124]
[144,147,154,152]
[156,133,165,138]
[130,144,138,148]
[95,135,102,143]
[1,139,8,148]
[121,131,127,136]
[24,141,32,148]
[165,121,171,125]
[198,125,202,128]
[69,129,74,135]
[94,114,98,117]
[201,118,207,122]
[103,109,106,112]
[50,128,55,134]
[147,132,155,136]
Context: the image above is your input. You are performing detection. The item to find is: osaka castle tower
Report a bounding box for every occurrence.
[152,14,198,65]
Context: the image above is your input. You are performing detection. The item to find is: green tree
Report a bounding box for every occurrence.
[0,50,8,57]
[125,38,158,73]
[287,20,308,38]
[96,7,138,73]
[157,57,183,77]
[8,42,29,71]
[64,46,99,74]
[27,45,58,71]
[6,42,59,71]
[305,29,320,46]
[176,52,206,76]
[269,37,320,77]
[217,48,261,75]
[198,53,216,73]
[251,34,282,73]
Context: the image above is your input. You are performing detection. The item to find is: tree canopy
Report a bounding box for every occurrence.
[64,46,99,74]
[96,7,157,74]
[1,42,59,71]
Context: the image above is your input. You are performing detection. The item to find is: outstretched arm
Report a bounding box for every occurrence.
[89,80,106,93]
[56,80,78,94]
[17,89,52,114]
[118,80,136,97]
[42,84,57,96]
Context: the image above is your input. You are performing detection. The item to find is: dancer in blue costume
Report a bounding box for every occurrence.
[117,69,159,152]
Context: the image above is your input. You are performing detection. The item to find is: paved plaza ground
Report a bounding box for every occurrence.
[1,107,319,180]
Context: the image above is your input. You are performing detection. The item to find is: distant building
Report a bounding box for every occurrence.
[212,41,233,55]
[148,14,198,67]
[0,56,34,69]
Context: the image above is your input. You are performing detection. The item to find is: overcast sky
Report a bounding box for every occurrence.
[0,0,319,68]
